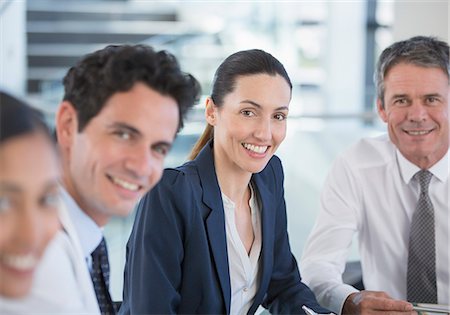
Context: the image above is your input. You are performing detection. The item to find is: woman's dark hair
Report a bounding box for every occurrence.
[0,91,52,144]
[189,49,292,160]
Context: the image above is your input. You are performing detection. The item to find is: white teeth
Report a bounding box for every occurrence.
[1,254,38,271]
[407,130,431,136]
[110,176,139,191]
[243,143,268,154]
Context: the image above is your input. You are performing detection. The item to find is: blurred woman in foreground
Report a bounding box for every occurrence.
[0,91,60,298]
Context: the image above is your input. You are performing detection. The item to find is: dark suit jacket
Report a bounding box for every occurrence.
[120,141,329,315]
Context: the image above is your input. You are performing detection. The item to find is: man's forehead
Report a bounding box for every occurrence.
[384,65,449,86]
[386,63,449,79]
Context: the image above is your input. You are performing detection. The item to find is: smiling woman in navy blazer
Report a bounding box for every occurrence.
[120,50,330,315]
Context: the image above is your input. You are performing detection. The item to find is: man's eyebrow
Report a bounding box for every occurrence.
[108,122,175,149]
[423,93,444,98]
[390,94,409,99]
[107,122,141,136]
[390,93,444,100]
[240,99,289,111]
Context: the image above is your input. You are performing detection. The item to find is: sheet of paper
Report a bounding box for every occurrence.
[413,303,450,315]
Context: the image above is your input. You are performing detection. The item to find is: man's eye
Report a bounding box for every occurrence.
[427,97,439,104]
[115,131,131,140]
[394,99,408,105]
[153,145,169,157]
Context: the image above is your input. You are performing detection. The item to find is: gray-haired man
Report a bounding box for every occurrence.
[301,36,449,314]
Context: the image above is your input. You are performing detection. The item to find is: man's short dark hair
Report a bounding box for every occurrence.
[374,36,449,107]
[63,44,201,131]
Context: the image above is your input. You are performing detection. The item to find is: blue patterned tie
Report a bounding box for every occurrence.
[407,170,437,303]
[91,237,116,314]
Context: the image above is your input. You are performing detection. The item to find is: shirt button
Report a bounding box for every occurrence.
[243,287,248,292]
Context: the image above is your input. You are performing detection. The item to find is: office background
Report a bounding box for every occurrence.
[1,0,448,302]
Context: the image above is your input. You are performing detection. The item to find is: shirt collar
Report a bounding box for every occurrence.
[221,184,256,211]
[397,149,449,184]
[59,186,103,260]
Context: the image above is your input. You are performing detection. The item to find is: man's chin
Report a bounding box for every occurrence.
[111,202,140,217]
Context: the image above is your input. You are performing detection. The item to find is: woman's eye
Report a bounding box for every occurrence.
[241,110,256,117]
[41,193,59,208]
[241,110,255,117]
[0,196,11,213]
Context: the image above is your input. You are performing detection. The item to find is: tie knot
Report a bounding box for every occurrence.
[415,170,433,193]
[92,237,107,260]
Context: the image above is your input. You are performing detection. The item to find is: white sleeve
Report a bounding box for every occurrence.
[300,155,361,314]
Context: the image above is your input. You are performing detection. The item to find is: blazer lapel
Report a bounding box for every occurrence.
[248,172,276,314]
[194,142,231,314]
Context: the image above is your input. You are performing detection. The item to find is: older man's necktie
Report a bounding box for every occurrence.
[91,237,116,314]
[406,170,438,303]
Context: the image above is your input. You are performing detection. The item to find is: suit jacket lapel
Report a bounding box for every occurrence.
[194,141,231,314]
[248,172,276,314]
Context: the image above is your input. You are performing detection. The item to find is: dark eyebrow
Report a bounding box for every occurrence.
[42,181,59,192]
[423,93,443,98]
[390,94,409,99]
[109,122,174,150]
[390,93,444,100]
[0,180,59,194]
[0,183,22,193]
[240,99,289,111]
[107,122,142,136]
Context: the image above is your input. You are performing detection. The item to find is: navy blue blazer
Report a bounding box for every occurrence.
[120,141,329,315]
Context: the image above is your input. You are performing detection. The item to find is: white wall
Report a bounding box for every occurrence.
[393,1,448,41]
[325,1,367,115]
[0,0,26,95]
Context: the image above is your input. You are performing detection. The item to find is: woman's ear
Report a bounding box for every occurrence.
[205,97,217,126]
[55,101,78,150]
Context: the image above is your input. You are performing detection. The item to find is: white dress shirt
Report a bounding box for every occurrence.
[0,187,101,314]
[222,183,262,315]
[62,188,103,271]
[300,134,449,314]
